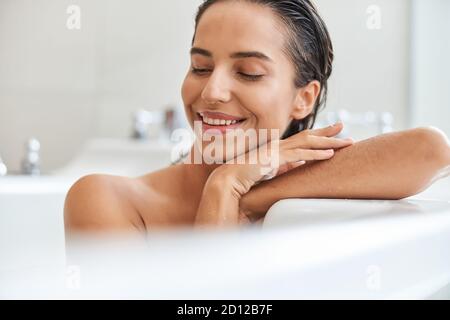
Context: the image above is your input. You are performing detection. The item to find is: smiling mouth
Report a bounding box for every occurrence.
[197,112,246,127]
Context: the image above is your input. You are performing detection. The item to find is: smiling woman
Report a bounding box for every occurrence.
[64,0,450,235]
[188,0,334,140]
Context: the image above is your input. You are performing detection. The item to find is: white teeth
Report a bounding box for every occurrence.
[200,114,242,126]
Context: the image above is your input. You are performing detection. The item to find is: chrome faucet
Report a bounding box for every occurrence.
[0,156,7,176]
[131,108,174,140]
[21,138,41,176]
[132,109,153,140]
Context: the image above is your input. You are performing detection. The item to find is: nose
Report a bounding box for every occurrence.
[201,68,232,105]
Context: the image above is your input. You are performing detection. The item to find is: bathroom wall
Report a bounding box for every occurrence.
[315,0,411,130]
[0,0,412,172]
[410,0,450,137]
[0,0,201,172]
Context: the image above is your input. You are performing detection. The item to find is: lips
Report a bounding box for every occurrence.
[196,111,247,134]
[200,111,245,121]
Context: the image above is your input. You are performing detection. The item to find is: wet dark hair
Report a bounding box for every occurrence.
[192,0,334,139]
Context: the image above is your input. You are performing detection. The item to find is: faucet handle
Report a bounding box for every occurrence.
[21,137,41,176]
[132,110,151,140]
[27,137,41,152]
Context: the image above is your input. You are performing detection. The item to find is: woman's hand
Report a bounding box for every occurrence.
[195,122,353,226]
[214,122,352,192]
[208,122,353,222]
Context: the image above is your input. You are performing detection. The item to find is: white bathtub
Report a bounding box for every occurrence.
[0,136,178,275]
[0,176,449,299]
[0,177,69,273]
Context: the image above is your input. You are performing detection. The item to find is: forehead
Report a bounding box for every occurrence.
[194,1,286,59]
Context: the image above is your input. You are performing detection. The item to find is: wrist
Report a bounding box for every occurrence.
[196,172,241,226]
[239,184,278,220]
[205,168,246,200]
[239,191,259,220]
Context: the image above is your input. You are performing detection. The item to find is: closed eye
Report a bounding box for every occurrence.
[237,72,264,81]
[191,68,264,82]
[191,67,211,75]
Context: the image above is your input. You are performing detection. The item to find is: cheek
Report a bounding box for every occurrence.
[240,82,293,130]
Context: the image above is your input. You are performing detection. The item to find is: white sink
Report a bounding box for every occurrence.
[52,138,179,178]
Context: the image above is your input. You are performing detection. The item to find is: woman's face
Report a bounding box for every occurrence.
[181,1,309,160]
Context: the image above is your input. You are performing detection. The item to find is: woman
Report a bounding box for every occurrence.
[64,0,450,234]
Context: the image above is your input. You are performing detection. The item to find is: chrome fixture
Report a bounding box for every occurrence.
[21,137,41,176]
[132,109,153,140]
[131,109,166,140]
[132,108,179,140]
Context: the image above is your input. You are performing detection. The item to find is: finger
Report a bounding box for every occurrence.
[260,159,306,181]
[308,122,344,137]
[298,135,353,149]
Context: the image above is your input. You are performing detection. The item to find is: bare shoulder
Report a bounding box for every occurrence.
[64,174,146,234]
[64,164,194,234]
[134,164,196,226]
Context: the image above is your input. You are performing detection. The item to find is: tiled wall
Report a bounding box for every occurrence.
[0,0,412,172]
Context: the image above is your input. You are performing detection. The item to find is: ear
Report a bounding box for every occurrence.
[290,80,321,120]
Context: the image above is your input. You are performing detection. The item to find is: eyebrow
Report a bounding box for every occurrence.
[190,47,273,62]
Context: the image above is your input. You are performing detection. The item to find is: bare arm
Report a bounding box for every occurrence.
[194,123,353,227]
[240,127,450,220]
